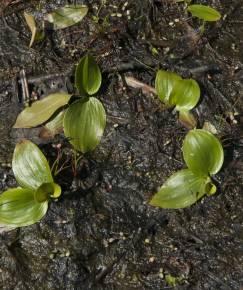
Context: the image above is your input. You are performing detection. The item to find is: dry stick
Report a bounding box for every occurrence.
[19,60,220,88]
[19,69,30,105]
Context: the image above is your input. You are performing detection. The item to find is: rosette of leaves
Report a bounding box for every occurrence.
[155,70,200,129]
[0,140,61,230]
[13,54,106,153]
[150,129,224,209]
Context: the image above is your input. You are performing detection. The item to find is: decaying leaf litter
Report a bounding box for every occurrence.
[0,0,242,289]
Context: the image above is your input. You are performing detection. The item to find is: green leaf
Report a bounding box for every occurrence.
[0,188,48,228]
[155,70,181,103]
[75,54,102,95]
[45,5,88,30]
[187,4,221,22]
[13,93,71,128]
[12,140,53,190]
[39,109,65,139]
[34,182,61,202]
[169,79,200,111]
[150,169,208,209]
[165,275,177,287]
[205,181,217,196]
[182,129,224,177]
[63,97,106,153]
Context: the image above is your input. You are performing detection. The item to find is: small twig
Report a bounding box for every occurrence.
[18,68,73,84]
[19,69,30,105]
[103,61,155,74]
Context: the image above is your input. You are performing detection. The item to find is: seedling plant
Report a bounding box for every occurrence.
[187,4,221,33]
[155,69,200,128]
[0,140,61,230]
[14,54,106,154]
[150,129,224,208]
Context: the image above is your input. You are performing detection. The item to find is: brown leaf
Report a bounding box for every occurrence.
[125,76,156,95]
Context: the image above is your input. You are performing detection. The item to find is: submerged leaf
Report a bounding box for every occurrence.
[63,97,106,153]
[155,70,181,103]
[150,169,208,209]
[75,54,102,95]
[12,140,53,190]
[0,188,48,228]
[13,93,71,128]
[187,4,221,22]
[45,5,88,30]
[170,79,200,111]
[182,129,224,177]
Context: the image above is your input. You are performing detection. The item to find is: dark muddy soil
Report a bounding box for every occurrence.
[0,0,242,289]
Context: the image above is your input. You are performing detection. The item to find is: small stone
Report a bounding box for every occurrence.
[149,256,155,263]
[122,2,128,10]
[103,240,109,248]
[164,47,170,53]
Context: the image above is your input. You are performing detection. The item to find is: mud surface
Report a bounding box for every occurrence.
[0,0,242,289]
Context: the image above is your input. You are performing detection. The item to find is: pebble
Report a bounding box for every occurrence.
[149,256,155,263]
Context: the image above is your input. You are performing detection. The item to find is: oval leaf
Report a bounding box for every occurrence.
[182,129,224,177]
[63,97,106,153]
[45,5,88,30]
[187,4,221,22]
[75,54,102,95]
[13,93,71,128]
[169,79,200,111]
[155,70,181,103]
[0,188,48,228]
[150,169,208,209]
[12,140,53,189]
